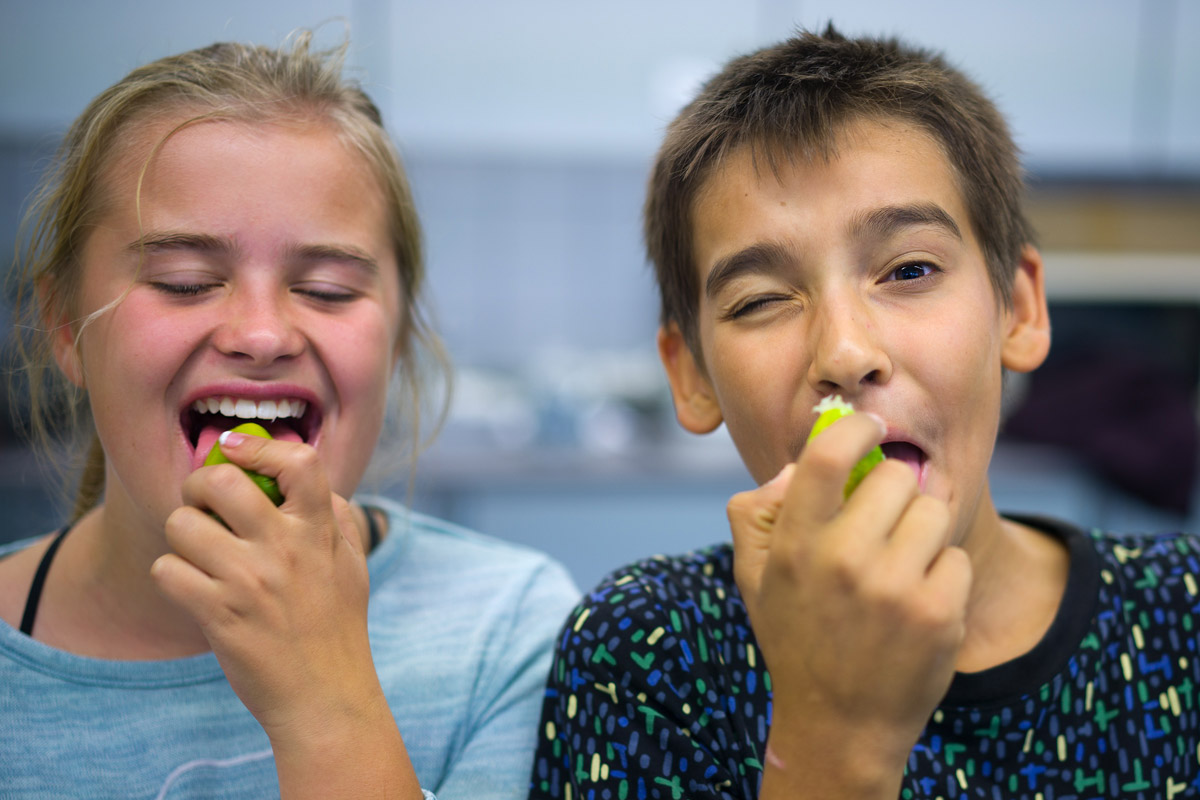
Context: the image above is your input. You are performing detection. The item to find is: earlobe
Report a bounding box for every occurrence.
[42,288,85,388]
[1001,245,1052,374]
[657,323,724,434]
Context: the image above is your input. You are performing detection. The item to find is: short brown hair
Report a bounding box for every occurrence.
[645,25,1035,356]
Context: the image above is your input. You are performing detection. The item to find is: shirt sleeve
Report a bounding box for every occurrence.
[433,557,582,799]
[528,565,760,800]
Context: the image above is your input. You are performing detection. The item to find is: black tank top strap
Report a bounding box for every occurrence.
[20,523,72,637]
[363,504,382,553]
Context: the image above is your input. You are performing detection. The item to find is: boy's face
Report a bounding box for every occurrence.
[660,116,1048,543]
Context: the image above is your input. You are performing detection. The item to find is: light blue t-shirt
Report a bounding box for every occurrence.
[0,497,580,799]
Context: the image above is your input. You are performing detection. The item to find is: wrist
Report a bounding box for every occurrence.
[761,701,913,799]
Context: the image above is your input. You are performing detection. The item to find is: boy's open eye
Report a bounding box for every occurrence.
[884,261,937,282]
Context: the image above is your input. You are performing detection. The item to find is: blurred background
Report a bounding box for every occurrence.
[2,0,1198,590]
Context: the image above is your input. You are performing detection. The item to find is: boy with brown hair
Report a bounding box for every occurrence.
[529,25,1200,799]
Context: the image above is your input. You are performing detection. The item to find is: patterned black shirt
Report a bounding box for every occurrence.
[528,517,1200,799]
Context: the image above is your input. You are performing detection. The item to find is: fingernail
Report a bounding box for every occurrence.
[766,463,794,487]
[218,431,248,448]
[864,412,887,437]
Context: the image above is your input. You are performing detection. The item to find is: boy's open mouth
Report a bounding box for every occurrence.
[880,440,928,487]
[184,396,321,467]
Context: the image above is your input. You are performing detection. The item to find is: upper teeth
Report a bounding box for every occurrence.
[192,396,308,421]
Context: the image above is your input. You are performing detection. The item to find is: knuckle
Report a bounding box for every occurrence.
[208,463,247,494]
[875,458,918,492]
[293,445,322,472]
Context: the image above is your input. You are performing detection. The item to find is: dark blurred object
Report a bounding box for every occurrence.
[1002,303,1200,515]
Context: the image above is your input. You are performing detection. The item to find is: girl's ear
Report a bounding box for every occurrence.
[657,323,724,434]
[1001,244,1052,374]
[41,285,85,388]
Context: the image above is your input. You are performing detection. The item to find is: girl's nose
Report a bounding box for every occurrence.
[211,288,305,366]
[806,297,892,396]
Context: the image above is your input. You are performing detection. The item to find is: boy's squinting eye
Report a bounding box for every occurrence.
[725,294,787,320]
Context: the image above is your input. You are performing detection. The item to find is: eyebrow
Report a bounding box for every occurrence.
[125,232,379,273]
[848,203,963,243]
[288,243,379,274]
[704,240,795,299]
[125,231,233,255]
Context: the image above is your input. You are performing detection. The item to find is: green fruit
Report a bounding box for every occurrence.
[203,422,284,505]
[807,395,885,498]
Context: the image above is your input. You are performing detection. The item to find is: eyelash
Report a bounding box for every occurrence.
[150,282,217,297]
[726,294,788,320]
[724,260,939,319]
[149,282,359,304]
[885,261,938,282]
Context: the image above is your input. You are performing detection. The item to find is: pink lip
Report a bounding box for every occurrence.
[181,383,320,409]
[179,382,324,463]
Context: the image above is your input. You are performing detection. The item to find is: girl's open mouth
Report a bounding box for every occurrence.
[183,395,321,468]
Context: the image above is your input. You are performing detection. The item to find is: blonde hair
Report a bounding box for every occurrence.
[8,31,449,520]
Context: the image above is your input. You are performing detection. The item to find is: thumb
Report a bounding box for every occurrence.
[728,463,794,598]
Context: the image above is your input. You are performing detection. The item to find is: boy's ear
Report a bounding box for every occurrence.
[657,323,724,434]
[1001,244,1052,374]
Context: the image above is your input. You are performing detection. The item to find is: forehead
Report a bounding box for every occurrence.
[690,118,974,272]
[100,111,378,202]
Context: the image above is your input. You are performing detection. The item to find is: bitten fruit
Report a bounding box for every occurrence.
[807,395,885,497]
[203,422,284,506]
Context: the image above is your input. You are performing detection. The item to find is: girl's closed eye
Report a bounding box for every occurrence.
[293,282,360,304]
[148,278,223,298]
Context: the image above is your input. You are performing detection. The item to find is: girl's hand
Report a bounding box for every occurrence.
[726,412,971,799]
[151,432,417,798]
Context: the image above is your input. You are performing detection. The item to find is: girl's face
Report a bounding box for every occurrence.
[60,116,403,531]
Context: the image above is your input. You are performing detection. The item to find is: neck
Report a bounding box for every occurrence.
[37,500,212,659]
[954,487,1071,674]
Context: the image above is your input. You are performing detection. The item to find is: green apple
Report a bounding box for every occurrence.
[203,422,284,506]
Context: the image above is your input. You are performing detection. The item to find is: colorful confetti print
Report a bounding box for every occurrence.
[529,517,1200,799]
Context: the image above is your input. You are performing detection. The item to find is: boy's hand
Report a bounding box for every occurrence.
[726,412,971,798]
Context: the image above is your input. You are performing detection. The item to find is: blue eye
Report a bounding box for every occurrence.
[889,262,934,281]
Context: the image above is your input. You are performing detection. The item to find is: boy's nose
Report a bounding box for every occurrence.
[212,289,305,366]
[806,300,892,395]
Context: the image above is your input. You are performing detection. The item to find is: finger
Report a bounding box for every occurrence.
[728,464,795,596]
[728,463,796,536]
[151,551,229,627]
[838,458,921,542]
[164,504,248,578]
[214,431,331,515]
[921,545,972,638]
[881,494,953,576]
[783,411,887,526]
[183,462,280,539]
